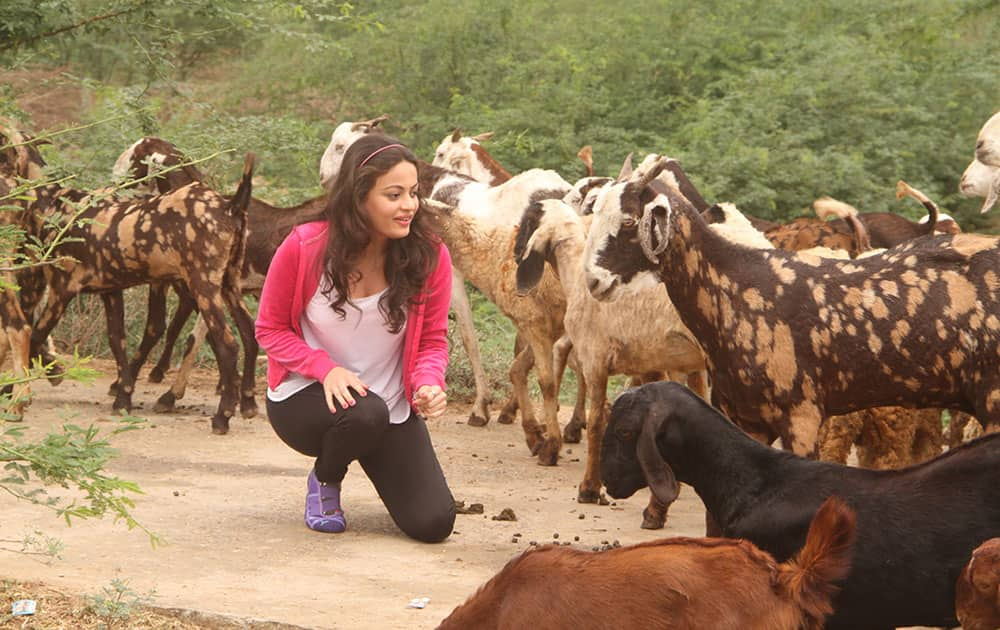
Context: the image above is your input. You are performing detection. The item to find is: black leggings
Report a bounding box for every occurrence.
[266,382,455,543]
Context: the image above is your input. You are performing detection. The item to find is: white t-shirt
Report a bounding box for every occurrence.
[266,282,410,423]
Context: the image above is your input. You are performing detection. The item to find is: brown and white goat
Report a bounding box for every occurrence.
[956,537,1000,630]
[21,148,256,434]
[432,128,511,186]
[515,198,707,524]
[583,155,1000,457]
[438,495,856,630]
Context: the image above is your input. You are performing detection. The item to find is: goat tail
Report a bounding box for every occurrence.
[777,496,857,629]
[812,196,858,221]
[225,152,255,291]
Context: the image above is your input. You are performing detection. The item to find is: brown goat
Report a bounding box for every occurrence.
[438,496,856,630]
[956,537,1000,630]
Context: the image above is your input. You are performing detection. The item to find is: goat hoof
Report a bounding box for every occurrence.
[467,413,488,427]
[154,392,177,413]
[147,367,166,384]
[211,418,230,435]
[563,423,583,444]
[497,411,515,425]
[535,439,560,466]
[641,512,667,530]
[577,487,602,504]
[240,398,258,419]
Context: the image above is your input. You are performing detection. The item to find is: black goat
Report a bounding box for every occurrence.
[601,381,1000,630]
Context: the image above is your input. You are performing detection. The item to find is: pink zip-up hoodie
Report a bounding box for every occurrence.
[254,220,452,408]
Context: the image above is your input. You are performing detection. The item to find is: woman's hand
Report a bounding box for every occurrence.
[413,385,446,419]
[322,367,368,412]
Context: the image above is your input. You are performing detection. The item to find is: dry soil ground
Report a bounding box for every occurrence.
[1,360,708,629]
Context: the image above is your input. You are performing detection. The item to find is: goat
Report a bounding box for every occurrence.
[322,124,578,465]
[583,155,1000,459]
[20,142,256,434]
[432,129,511,186]
[429,127,550,428]
[515,198,707,525]
[960,156,1000,214]
[0,122,50,419]
[763,184,956,255]
[975,111,1000,168]
[110,137,326,417]
[438,495,855,630]
[602,380,1000,629]
[956,537,1000,630]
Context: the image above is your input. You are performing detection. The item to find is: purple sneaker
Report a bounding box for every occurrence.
[305,469,346,533]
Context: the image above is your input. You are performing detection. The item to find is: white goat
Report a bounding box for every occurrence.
[960,157,1000,214]
[975,111,1000,168]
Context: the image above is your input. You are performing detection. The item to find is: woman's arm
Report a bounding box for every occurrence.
[254,230,338,382]
[410,243,452,392]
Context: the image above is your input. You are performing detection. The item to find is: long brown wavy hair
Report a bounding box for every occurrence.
[321,133,440,333]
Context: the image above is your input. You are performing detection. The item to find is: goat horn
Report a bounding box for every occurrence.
[617,152,634,181]
[451,128,463,142]
[636,155,670,189]
[577,145,594,177]
[636,405,680,508]
[351,114,390,131]
[471,131,494,143]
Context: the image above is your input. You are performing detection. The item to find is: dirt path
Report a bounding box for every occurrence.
[1,361,708,629]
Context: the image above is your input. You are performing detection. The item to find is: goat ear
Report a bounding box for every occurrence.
[636,406,680,507]
[981,174,1000,214]
[515,249,546,295]
[702,204,727,225]
[472,131,494,143]
[451,128,463,142]
[616,153,634,181]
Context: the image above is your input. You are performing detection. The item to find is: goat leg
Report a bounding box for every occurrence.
[148,286,196,383]
[101,292,134,413]
[110,284,168,396]
[497,334,528,425]
[451,269,491,426]
[222,286,258,419]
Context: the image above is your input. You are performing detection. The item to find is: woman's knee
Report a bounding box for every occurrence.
[401,503,456,544]
[338,393,391,433]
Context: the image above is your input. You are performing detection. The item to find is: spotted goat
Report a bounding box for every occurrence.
[110,137,326,417]
[583,155,1000,458]
[0,121,51,419]
[21,145,256,434]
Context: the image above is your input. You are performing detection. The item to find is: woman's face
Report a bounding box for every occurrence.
[363,160,420,243]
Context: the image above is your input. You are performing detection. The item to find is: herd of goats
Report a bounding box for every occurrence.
[2,110,1000,628]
